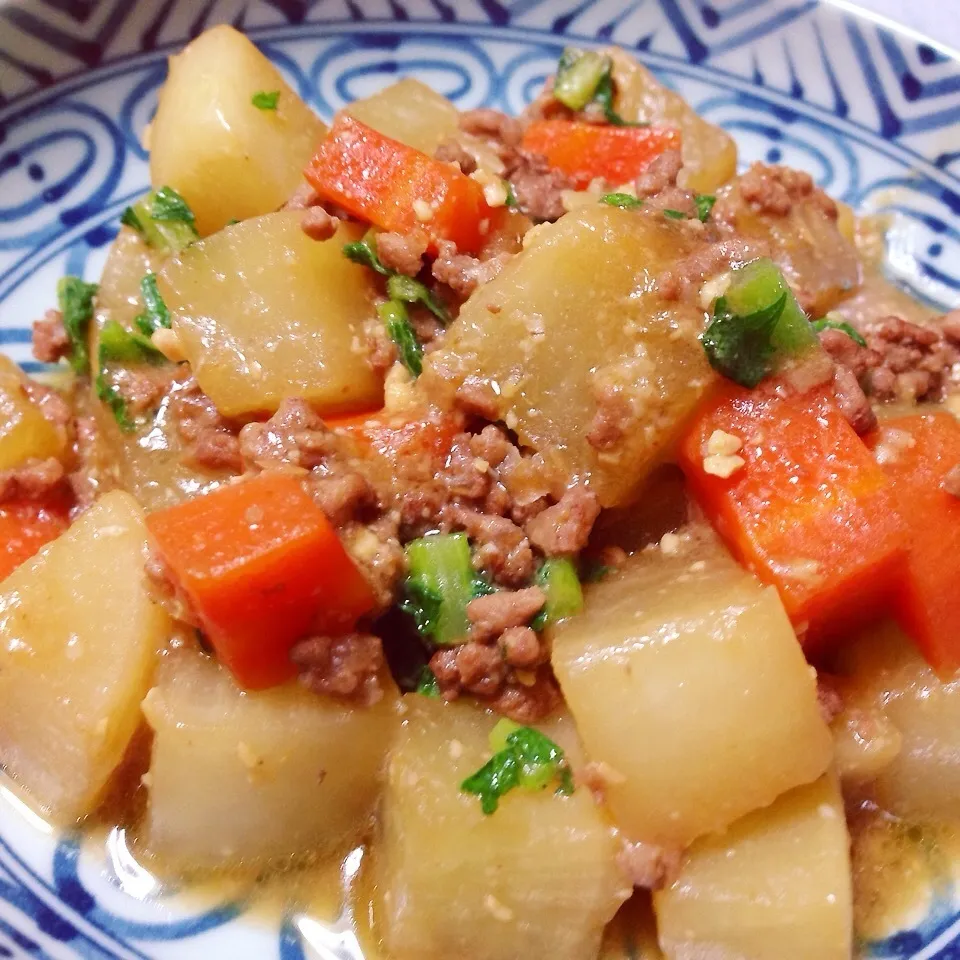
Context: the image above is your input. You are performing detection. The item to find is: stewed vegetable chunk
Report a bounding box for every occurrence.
[0,492,171,822]
[654,775,852,960]
[140,650,399,871]
[551,530,831,848]
[375,698,629,960]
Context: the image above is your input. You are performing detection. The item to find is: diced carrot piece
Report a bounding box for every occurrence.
[305,115,505,254]
[328,408,459,466]
[0,496,70,582]
[521,120,682,190]
[869,413,960,674]
[146,473,375,689]
[679,383,907,651]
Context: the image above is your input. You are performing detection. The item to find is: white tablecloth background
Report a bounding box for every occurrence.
[849,0,959,52]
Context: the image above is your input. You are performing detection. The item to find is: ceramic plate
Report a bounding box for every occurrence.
[2,0,960,957]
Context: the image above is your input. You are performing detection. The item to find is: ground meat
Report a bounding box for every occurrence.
[144,548,201,627]
[657,237,765,301]
[524,487,600,556]
[31,308,70,363]
[376,230,428,277]
[459,108,524,150]
[634,149,683,198]
[489,670,562,723]
[617,841,683,892]
[443,432,492,500]
[291,633,386,705]
[435,137,478,175]
[238,397,335,471]
[429,642,506,698]
[455,377,501,420]
[0,456,65,502]
[817,674,844,725]
[170,376,243,473]
[398,483,448,539]
[469,424,513,467]
[343,514,406,615]
[301,206,340,242]
[466,585,546,643]
[192,429,243,472]
[444,504,534,586]
[432,241,512,299]
[738,163,836,220]
[309,471,376,527]
[818,328,877,379]
[505,149,573,223]
[498,625,544,668]
[944,464,960,498]
[586,382,634,451]
[367,324,398,375]
[22,380,72,430]
[67,415,104,510]
[941,309,960,343]
[832,364,877,435]
[861,315,960,403]
[284,181,320,210]
[113,366,175,414]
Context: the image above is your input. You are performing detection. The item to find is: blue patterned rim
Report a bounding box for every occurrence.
[1,1,960,957]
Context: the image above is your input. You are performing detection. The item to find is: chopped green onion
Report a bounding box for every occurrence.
[702,293,787,389]
[133,273,171,336]
[694,193,717,222]
[600,192,643,210]
[590,67,646,127]
[504,181,517,208]
[343,231,391,276]
[386,273,451,325]
[462,721,574,815]
[94,347,134,432]
[663,208,688,220]
[98,319,164,365]
[553,49,610,111]
[415,666,441,698]
[401,533,478,645]
[531,558,584,630]
[812,317,867,348]
[121,186,198,252]
[251,90,280,110]
[56,276,98,375]
[377,300,422,378]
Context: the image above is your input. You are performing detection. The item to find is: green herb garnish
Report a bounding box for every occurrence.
[812,317,867,348]
[377,300,422,378]
[56,276,98,375]
[251,90,280,110]
[694,193,717,222]
[95,368,134,432]
[462,719,575,815]
[531,558,583,631]
[133,273,171,336]
[387,273,450,325]
[553,49,610,111]
[400,577,444,637]
[402,534,478,644]
[600,192,643,209]
[415,666,441,698]
[581,560,613,583]
[343,231,392,276]
[663,208,688,220]
[98,319,164,365]
[504,181,517,208]
[702,292,788,389]
[121,186,198,252]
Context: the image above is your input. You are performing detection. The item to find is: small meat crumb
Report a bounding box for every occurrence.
[301,206,340,241]
[617,840,683,891]
[705,429,742,457]
[702,453,745,478]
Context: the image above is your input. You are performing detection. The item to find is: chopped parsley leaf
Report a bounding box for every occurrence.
[701,292,788,389]
[378,300,422,378]
[56,276,98,375]
[133,273,171,336]
[694,193,717,222]
[462,720,574,815]
[812,317,867,348]
[387,273,451,325]
[663,208,688,220]
[415,666,441,698]
[251,90,281,110]
[600,192,643,209]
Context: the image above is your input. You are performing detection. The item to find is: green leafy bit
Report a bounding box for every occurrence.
[504,181,517,208]
[56,276,98,375]
[133,273,172,336]
[99,320,164,365]
[531,557,584,631]
[343,231,391,276]
[386,273,451,325]
[694,193,717,222]
[812,317,867,348]
[377,300,423,378]
[415,666,441,698]
[402,533,478,644]
[600,192,643,210]
[553,49,610,111]
[702,292,788,389]
[591,66,646,127]
[251,90,280,110]
[581,560,612,583]
[121,186,199,252]
[95,369,134,432]
[663,208,688,220]
[462,719,575,815]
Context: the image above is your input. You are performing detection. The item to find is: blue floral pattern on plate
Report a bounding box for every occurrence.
[1,0,959,956]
